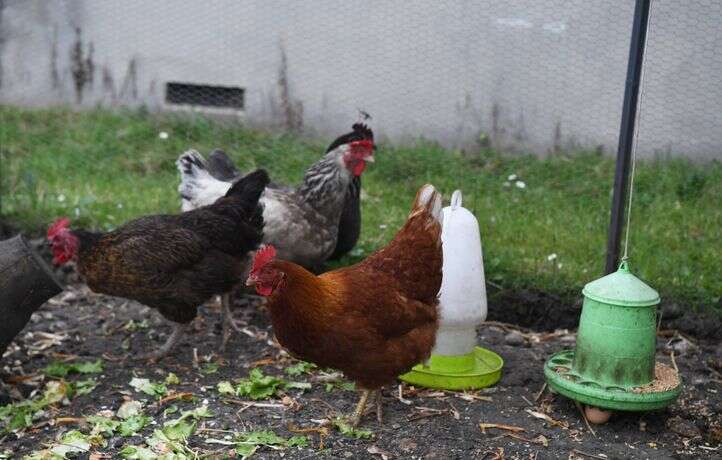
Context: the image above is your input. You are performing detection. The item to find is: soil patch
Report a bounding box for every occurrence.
[1,284,719,459]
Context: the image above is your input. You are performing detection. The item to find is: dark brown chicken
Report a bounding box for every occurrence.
[246,184,443,426]
[47,169,270,360]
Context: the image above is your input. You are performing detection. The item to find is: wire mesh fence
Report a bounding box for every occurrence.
[1,1,720,158]
[636,0,722,159]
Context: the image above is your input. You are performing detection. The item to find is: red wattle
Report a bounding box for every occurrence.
[352,161,366,176]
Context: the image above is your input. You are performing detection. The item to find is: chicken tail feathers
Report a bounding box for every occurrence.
[177,149,210,179]
[411,184,443,224]
[207,149,242,181]
[224,169,270,211]
[177,150,232,211]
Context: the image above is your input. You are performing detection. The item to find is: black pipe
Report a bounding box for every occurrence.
[605,0,651,274]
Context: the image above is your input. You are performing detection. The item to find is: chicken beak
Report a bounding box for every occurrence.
[245,275,256,287]
[365,155,375,163]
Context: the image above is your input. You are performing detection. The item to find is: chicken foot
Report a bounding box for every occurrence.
[137,323,186,361]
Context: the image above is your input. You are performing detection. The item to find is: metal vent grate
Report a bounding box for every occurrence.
[165,82,244,109]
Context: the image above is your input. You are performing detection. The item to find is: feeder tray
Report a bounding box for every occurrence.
[400,346,503,390]
[543,261,682,411]
[544,350,681,411]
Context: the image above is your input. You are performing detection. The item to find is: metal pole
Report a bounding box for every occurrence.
[605,0,651,274]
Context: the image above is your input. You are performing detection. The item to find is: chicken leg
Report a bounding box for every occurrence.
[220,293,246,350]
[348,389,384,427]
[374,390,383,423]
[349,389,372,428]
[137,323,186,361]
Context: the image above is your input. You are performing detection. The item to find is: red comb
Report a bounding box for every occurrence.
[252,245,276,273]
[350,139,374,151]
[47,218,70,238]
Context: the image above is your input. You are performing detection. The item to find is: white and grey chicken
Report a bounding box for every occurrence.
[176,123,375,269]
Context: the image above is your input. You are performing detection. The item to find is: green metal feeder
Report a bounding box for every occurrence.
[544,261,681,411]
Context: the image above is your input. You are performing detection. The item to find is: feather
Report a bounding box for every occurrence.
[176,150,232,211]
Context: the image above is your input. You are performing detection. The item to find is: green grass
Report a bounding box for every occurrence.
[1,106,720,308]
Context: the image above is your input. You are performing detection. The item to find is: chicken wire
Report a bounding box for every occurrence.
[0,0,721,159]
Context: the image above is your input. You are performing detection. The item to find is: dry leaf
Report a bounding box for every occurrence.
[479,422,525,433]
[525,409,569,428]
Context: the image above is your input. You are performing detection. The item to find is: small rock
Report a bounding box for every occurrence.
[709,426,722,443]
[661,302,683,320]
[51,320,68,332]
[666,416,700,438]
[504,331,525,346]
[343,451,354,458]
[398,437,417,452]
[709,355,722,371]
[109,437,124,449]
[424,448,450,460]
[670,339,690,355]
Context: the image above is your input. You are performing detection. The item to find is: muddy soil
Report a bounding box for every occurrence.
[1,283,720,459]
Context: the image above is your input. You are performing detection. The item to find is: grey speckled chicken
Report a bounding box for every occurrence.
[177,123,374,269]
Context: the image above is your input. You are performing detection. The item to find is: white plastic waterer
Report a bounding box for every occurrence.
[434,190,487,356]
[400,190,503,390]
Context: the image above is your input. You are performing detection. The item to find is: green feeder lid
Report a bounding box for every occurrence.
[582,260,660,307]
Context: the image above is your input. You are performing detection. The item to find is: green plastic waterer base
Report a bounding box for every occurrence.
[399,346,503,390]
[544,350,682,411]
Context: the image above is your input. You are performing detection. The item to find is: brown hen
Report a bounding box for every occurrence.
[247,184,443,426]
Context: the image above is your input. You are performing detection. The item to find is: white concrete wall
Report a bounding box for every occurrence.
[1,0,720,159]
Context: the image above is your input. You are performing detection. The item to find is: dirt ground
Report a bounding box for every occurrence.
[1,280,720,459]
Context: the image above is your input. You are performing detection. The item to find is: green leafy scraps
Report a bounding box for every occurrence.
[1,381,71,433]
[325,381,356,393]
[200,362,220,374]
[161,405,214,441]
[164,372,180,385]
[205,430,309,459]
[216,381,235,395]
[162,405,179,417]
[218,369,311,400]
[122,319,149,332]
[119,414,151,437]
[129,377,167,398]
[24,429,105,459]
[285,361,317,376]
[117,405,213,459]
[333,418,373,439]
[118,444,158,460]
[87,415,120,437]
[68,378,98,397]
[117,400,143,419]
[87,406,152,439]
[43,359,103,378]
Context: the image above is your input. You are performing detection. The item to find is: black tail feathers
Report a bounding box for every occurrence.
[224,169,270,205]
